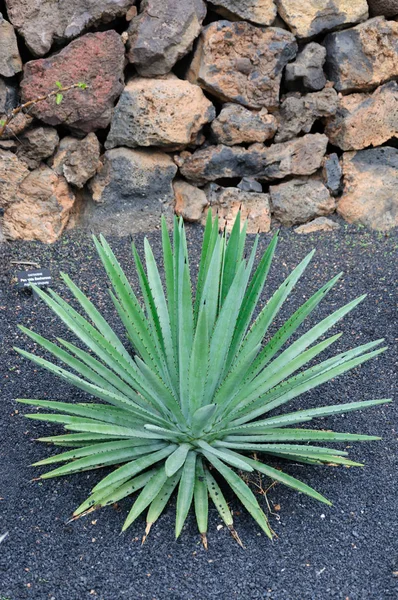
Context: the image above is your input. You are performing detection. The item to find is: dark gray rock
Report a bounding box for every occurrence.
[0,78,18,115]
[237,178,263,193]
[275,87,338,143]
[84,148,177,235]
[285,43,327,92]
[324,17,398,93]
[127,0,206,76]
[5,0,134,57]
[322,154,343,197]
[16,126,60,170]
[179,134,328,184]
[367,0,398,17]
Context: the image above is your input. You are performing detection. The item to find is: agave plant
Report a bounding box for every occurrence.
[16,213,389,546]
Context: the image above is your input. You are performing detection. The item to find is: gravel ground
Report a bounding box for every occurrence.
[0,223,397,600]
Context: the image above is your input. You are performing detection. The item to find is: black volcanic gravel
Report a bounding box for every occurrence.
[0,223,397,600]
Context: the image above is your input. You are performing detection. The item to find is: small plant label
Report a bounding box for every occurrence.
[16,268,52,290]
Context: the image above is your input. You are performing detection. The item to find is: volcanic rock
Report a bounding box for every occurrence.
[0,12,22,77]
[20,31,125,134]
[174,180,208,222]
[180,134,328,184]
[325,81,398,151]
[5,0,134,57]
[85,148,177,235]
[324,17,398,93]
[106,75,215,151]
[17,126,59,170]
[3,165,75,243]
[285,43,327,92]
[51,134,101,188]
[211,104,277,146]
[275,87,338,143]
[277,0,368,38]
[127,0,206,76]
[210,0,277,26]
[270,177,336,226]
[338,147,398,230]
[367,0,398,17]
[203,185,271,233]
[188,20,297,110]
[294,217,340,234]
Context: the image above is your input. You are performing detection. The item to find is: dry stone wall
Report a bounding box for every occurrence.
[1,0,398,242]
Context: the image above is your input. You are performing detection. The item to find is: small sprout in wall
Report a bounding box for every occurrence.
[16,212,390,547]
[0,81,88,138]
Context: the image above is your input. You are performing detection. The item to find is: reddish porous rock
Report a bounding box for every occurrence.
[188,20,297,110]
[3,165,75,243]
[211,104,277,145]
[5,0,135,57]
[338,147,398,230]
[106,75,215,150]
[325,82,398,151]
[270,177,336,226]
[203,185,271,233]
[20,31,125,134]
[367,0,398,17]
[324,17,398,93]
[180,134,328,184]
[0,149,29,210]
[127,0,206,76]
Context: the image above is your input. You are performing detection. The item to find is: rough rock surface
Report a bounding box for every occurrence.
[277,0,368,39]
[20,31,125,134]
[174,180,208,222]
[210,0,277,26]
[322,154,343,196]
[285,43,327,92]
[127,0,206,76]
[0,112,33,139]
[188,20,297,110]
[180,134,328,183]
[3,165,75,243]
[367,0,398,17]
[5,0,134,57]
[324,17,398,93]
[51,134,101,188]
[85,148,177,235]
[211,104,277,145]
[0,79,18,115]
[16,126,59,170]
[237,178,263,193]
[275,87,338,143]
[0,149,29,210]
[338,147,398,230]
[106,75,215,151]
[0,12,22,77]
[294,217,340,234]
[203,185,271,233]
[325,82,398,151]
[270,177,336,226]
